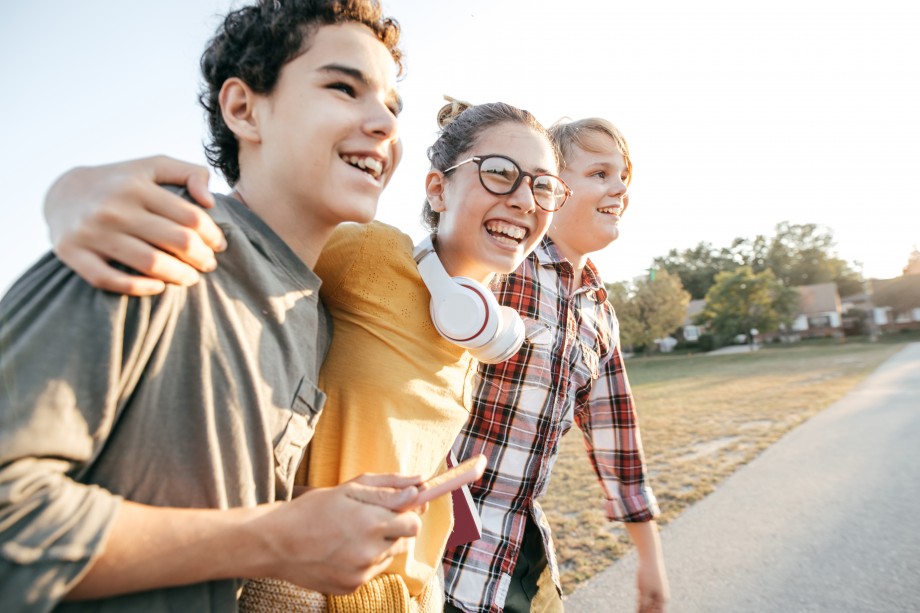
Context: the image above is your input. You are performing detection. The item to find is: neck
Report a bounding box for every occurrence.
[231,182,332,269]
[434,236,494,285]
[547,231,588,292]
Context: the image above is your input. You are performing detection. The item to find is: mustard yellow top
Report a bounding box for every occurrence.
[304,221,476,597]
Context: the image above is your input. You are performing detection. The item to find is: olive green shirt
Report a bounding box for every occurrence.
[0,191,330,612]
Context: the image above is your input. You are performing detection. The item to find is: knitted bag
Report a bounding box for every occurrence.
[237,570,442,613]
[238,578,326,613]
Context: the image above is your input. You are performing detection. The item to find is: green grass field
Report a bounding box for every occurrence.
[542,334,918,593]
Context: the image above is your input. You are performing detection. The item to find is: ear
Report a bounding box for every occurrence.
[219,77,261,144]
[425,170,447,212]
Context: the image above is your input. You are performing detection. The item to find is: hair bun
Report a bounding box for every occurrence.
[437,95,474,129]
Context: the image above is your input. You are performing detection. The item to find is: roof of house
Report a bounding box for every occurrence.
[797,282,841,315]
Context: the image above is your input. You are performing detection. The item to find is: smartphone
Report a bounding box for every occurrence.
[412,454,487,508]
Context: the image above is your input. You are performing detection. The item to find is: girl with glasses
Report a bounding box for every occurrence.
[443,117,669,613]
[42,97,565,612]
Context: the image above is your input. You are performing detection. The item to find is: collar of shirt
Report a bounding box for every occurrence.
[533,236,608,303]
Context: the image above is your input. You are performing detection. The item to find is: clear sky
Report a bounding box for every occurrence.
[2,0,918,294]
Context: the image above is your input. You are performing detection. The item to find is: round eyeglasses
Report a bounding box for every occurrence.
[442,154,572,212]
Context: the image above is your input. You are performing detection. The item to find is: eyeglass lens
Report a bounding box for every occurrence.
[478,157,567,211]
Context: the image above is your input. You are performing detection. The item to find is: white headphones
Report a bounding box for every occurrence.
[413,236,525,364]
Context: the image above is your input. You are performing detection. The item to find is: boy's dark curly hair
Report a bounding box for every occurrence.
[199,0,402,185]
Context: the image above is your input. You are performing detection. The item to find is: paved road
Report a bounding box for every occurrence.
[565,342,920,613]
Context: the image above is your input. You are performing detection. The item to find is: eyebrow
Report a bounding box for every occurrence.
[518,161,553,175]
[318,63,403,113]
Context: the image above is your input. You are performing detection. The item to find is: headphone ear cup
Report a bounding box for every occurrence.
[413,236,522,362]
[469,305,525,364]
[416,237,497,344]
[428,280,492,342]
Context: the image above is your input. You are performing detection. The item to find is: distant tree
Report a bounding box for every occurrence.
[605,282,641,351]
[903,247,920,276]
[765,222,861,292]
[607,271,690,352]
[654,222,863,299]
[652,242,741,299]
[872,275,920,318]
[834,269,865,300]
[698,266,798,344]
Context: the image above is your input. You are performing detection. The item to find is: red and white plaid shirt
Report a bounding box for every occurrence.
[444,237,659,612]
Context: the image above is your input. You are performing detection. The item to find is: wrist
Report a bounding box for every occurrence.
[210,502,284,580]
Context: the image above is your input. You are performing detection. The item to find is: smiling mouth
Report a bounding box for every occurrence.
[598,206,622,215]
[341,154,384,180]
[485,220,528,246]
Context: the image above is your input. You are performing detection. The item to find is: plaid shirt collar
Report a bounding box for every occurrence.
[533,236,609,303]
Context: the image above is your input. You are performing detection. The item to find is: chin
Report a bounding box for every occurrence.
[341,199,379,224]
[602,224,621,244]
[581,231,619,254]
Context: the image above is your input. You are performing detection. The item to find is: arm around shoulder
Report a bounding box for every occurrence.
[43,156,224,296]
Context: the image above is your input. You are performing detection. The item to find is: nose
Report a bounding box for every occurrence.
[608,176,628,199]
[364,97,399,142]
[505,177,537,213]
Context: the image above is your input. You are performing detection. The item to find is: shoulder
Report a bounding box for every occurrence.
[329,220,413,253]
[0,251,186,366]
[318,221,414,285]
[317,222,424,314]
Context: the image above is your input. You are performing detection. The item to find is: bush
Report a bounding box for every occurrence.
[698,333,716,352]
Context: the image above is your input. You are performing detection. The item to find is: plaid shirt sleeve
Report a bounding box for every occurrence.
[573,305,659,522]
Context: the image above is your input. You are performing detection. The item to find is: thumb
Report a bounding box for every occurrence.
[352,472,424,489]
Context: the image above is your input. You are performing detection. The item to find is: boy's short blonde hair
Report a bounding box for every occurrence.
[549,117,633,185]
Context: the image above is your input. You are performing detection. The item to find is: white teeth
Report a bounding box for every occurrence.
[598,207,621,215]
[485,221,527,242]
[365,158,383,175]
[341,155,383,179]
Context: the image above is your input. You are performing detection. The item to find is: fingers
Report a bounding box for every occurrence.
[55,205,206,289]
[119,202,221,275]
[346,473,425,514]
[346,538,411,590]
[140,180,227,258]
[638,598,666,613]
[64,250,168,297]
[382,511,421,541]
[637,587,668,613]
[101,233,203,287]
[346,481,421,514]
